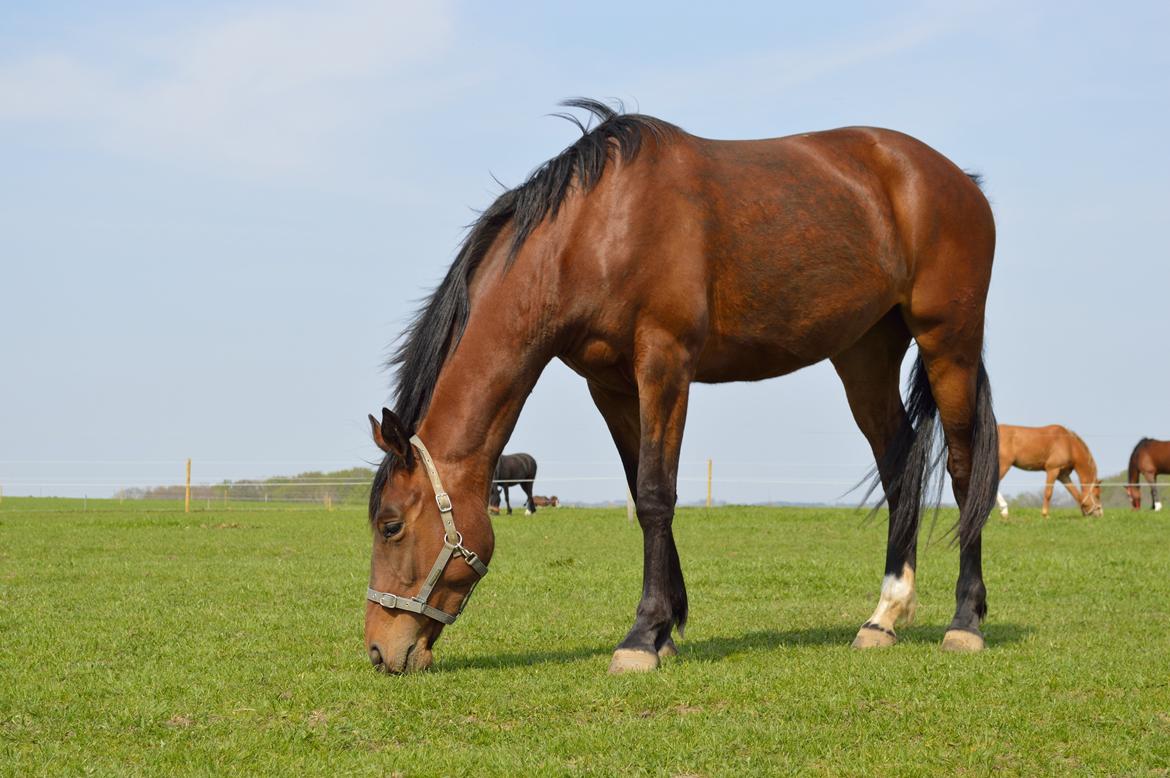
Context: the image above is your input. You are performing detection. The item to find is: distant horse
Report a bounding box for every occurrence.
[1126,438,1170,511]
[488,453,538,515]
[532,495,560,508]
[995,424,1102,518]
[366,99,999,676]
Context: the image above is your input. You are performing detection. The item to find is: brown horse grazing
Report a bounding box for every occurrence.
[1126,438,1170,511]
[532,495,560,508]
[996,424,1102,518]
[365,99,1000,675]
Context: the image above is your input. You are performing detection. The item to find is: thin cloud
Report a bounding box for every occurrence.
[0,0,455,176]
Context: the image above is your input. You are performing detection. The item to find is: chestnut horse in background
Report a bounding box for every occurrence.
[1126,438,1170,511]
[996,424,1102,518]
[365,99,1000,675]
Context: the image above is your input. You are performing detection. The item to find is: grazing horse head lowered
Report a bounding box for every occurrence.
[365,99,1000,674]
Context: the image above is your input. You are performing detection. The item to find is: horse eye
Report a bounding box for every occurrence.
[381,521,404,539]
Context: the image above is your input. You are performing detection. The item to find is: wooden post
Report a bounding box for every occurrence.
[706,458,713,508]
[626,487,635,526]
[324,494,333,512]
[185,458,192,513]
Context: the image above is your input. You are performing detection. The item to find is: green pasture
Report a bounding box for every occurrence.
[1,498,1168,776]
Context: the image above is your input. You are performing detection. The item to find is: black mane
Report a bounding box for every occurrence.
[370,99,675,515]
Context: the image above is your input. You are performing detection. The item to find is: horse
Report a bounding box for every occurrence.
[487,453,538,515]
[1126,438,1170,511]
[532,495,560,508]
[365,99,999,675]
[995,424,1102,518]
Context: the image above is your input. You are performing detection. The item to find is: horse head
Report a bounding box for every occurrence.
[1125,482,1141,510]
[1080,482,1103,517]
[365,409,493,674]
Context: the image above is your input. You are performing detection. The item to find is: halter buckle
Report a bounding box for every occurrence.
[435,491,453,513]
[377,592,398,609]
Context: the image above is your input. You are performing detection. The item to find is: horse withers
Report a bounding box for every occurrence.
[488,453,538,515]
[365,100,1000,675]
[995,424,1102,518]
[1126,438,1170,511]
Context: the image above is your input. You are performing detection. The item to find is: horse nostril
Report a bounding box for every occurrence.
[369,645,384,669]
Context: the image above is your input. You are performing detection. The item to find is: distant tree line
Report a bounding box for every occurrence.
[114,467,375,504]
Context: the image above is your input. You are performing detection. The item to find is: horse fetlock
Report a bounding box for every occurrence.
[896,593,918,627]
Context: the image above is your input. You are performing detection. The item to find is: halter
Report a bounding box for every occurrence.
[365,435,488,625]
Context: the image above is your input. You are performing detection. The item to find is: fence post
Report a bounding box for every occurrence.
[706,458,713,508]
[185,458,191,514]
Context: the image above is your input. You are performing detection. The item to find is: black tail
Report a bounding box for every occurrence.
[863,355,998,551]
[959,362,999,548]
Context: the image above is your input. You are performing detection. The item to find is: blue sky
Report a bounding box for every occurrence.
[1,1,1167,503]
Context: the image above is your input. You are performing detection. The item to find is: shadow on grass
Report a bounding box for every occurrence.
[438,622,1033,672]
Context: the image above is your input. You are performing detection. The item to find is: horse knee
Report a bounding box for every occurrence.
[634,490,675,526]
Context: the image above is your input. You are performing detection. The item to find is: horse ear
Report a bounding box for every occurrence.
[368,408,411,458]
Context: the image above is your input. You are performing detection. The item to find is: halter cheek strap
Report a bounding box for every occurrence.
[366,435,488,625]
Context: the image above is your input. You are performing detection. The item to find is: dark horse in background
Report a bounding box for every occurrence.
[365,100,999,675]
[488,453,538,515]
[1127,438,1170,511]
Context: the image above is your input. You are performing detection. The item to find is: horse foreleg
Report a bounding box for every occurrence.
[588,380,676,661]
[1057,471,1084,511]
[831,315,915,649]
[608,337,693,674]
[996,492,1009,518]
[1042,469,1058,518]
[1149,473,1162,511]
[503,485,512,515]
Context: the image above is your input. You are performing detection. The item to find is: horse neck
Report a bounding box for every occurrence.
[415,259,558,500]
[1071,438,1097,485]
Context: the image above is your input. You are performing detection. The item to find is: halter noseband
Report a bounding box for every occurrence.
[366,435,488,625]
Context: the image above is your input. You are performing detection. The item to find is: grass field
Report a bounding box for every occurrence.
[2,498,1169,776]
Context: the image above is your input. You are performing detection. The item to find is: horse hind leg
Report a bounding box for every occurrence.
[911,329,998,653]
[831,311,919,649]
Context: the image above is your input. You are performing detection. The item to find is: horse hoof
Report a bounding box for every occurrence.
[941,629,985,652]
[524,509,532,516]
[1155,502,1163,512]
[851,624,896,649]
[657,638,678,658]
[1000,509,1009,519]
[608,649,659,674]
